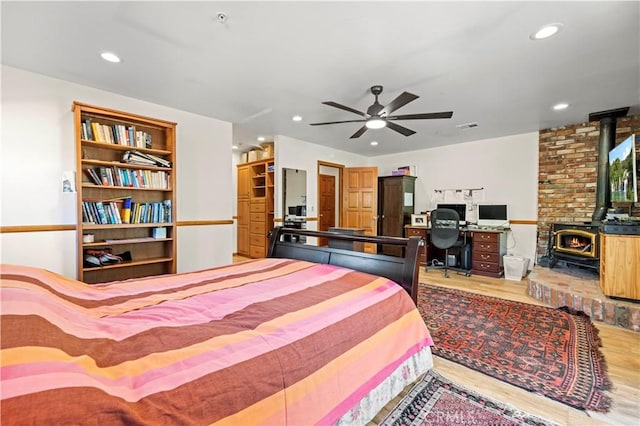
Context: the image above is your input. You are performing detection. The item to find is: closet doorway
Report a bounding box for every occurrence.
[317,161,343,247]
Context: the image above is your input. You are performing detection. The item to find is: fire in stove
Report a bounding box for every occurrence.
[566,236,591,252]
[549,224,599,272]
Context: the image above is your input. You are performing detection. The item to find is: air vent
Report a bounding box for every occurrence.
[456,122,479,129]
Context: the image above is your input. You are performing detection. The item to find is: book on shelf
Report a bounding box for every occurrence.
[82,118,94,140]
[84,168,102,185]
[95,202,108,224]
[81,202,94,224]
[163,199,172,223]
[122,150,171,168]
[122,197,132,224]
[128,126,135,147]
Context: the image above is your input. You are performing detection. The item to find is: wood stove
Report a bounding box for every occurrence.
[548,223,600,271]
[543,107,630,273]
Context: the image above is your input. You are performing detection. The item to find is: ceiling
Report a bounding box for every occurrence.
[2,1,639,157]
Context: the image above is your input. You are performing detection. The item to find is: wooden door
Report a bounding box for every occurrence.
[342,167,378,253]
[380,178,403,237]
[379,177,402,256]
[237,165,250,198]
[318,174,336,247]
[237,164,251,256]
[378,176,416,256]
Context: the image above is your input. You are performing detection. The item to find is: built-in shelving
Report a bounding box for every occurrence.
[74,102,177,284]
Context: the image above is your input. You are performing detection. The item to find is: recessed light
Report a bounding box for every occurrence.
[370,141,379,146]
[232,145,239,150]
[456,122,478,129]
[101,52,121,63]
[257,136,265,142]
[553,102,569,110]
[292,115,303,122]
[530,23,563,40]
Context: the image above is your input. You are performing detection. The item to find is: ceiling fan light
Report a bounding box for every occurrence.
[366,118,386,129]
[100,52,121,63]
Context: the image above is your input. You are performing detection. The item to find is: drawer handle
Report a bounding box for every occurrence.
[481,254,490,260]
[481,264,490,269]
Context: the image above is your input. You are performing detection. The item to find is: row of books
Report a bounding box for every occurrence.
[82,199,172,225]
[122,150,171,168]
[81,118,152,148]
[85,166,170,189]
[82,200,126,225]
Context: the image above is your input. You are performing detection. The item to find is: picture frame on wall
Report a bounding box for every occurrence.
[411,214,428,226]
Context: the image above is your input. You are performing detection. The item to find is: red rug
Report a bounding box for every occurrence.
[381,370,557,426]
[418,284,611,412]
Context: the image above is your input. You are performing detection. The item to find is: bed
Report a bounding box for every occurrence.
[1,227,433,425]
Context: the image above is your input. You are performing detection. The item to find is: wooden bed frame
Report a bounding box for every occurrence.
[267,227,422,303]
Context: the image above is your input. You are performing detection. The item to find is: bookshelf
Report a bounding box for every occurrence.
[73,102,177,284]
[237,157,274,258]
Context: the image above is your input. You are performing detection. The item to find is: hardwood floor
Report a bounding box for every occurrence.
[233,256,639,425]
[371,269,640,426]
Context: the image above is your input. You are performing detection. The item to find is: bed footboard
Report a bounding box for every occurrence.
[267,227,422,303]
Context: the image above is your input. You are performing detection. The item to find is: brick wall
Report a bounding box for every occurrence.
[537,115,640,260]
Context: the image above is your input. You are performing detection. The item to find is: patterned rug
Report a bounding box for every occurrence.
[418,284,611,412]
[381,370,557,426]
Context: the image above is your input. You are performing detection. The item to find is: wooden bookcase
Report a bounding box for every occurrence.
[237,157,274,258]
[73,102,177,284]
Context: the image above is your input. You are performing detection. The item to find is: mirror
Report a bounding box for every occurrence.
[283,168,307,218]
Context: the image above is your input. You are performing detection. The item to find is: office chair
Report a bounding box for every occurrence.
[428,208,466,278]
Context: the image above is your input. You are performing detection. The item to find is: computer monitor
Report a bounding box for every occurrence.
[436,203,467,223]
[477,204,509,228]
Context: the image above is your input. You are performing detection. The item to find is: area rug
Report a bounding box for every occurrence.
[381,370,557,426]
[418,284,611,412]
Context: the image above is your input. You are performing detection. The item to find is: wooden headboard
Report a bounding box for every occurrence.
[267,227,422,303]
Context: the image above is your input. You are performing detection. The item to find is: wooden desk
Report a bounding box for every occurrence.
[404,226,431,266]
[404,226,507,277]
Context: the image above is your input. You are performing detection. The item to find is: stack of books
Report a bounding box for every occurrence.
[122,150,171,168]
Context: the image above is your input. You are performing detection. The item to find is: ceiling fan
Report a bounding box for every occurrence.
[309,85,453,139]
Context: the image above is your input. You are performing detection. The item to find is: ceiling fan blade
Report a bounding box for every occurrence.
[385,121,416,137]
[322,101,366,117]
[380,92,419,116]
[388,111,454,120]
[309,119,366,126]
[350,125,368,139]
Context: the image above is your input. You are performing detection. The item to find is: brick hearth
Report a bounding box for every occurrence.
[527,265,640,332]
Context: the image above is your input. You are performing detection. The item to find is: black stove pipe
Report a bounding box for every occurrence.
[589,107,629,223]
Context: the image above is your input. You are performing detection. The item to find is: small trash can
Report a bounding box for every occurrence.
[503,255,530,281]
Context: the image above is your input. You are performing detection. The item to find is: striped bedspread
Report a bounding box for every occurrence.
[1,259,433,425]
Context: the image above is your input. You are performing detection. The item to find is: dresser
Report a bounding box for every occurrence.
[469,230,507,277]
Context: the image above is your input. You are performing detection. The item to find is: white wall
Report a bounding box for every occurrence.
[273,132,539,267]
[1,66,234,277]
[369,132,539,266]
[274,135,368,231]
